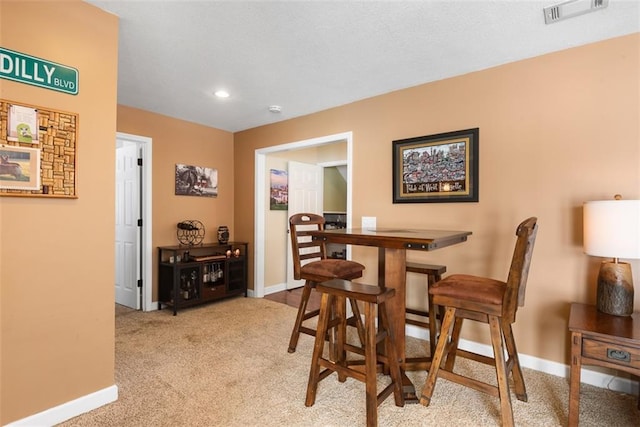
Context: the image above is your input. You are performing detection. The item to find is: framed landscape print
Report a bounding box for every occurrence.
[392,128,479,203]
[0,145,41,191]
[269,169,288,210]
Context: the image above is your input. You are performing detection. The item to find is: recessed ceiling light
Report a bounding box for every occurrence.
[268,105,282,113]
[214,90,230,98]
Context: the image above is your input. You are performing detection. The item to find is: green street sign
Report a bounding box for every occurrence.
[0,47,78,95]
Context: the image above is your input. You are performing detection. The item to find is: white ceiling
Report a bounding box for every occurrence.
[87,0,639,133]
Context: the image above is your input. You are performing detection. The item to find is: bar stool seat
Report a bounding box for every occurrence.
[305,279,405,427]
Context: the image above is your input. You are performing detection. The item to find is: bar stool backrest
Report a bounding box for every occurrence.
[289,213,327,281]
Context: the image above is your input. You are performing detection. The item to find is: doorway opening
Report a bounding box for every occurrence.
[254,131,353,298]
[115,132,153,311]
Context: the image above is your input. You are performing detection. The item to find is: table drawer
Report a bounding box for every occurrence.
[582,337,640,369]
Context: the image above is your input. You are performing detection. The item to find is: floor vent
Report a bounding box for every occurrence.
[543,0,609,24]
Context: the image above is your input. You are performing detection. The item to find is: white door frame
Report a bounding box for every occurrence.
[254,131,353,298]
[116,132,153,311]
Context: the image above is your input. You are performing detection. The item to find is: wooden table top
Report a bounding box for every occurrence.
[569,303,640,344]
[308,228,472,251]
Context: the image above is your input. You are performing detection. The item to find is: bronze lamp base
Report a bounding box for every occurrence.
[596,261,634,316]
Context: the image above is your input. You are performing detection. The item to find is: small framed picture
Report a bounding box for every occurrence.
[175,164,218,197]
[0,145,41,191]
[269,169,288,210]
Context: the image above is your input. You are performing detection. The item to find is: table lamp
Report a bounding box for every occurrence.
[583,195,640,316]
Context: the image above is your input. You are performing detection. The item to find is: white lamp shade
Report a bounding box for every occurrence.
[583,199,640,259]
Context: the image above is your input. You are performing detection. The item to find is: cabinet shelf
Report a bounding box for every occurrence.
[158,242,248,315]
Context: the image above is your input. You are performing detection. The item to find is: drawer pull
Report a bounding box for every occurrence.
[607,348,630,363]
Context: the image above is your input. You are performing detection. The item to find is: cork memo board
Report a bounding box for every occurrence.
[0,99,78,198]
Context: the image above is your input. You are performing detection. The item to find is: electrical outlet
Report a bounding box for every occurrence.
[362,216,376,230]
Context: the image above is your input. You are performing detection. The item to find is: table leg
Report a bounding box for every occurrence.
[378,247,418,401]
[569,331,582,427]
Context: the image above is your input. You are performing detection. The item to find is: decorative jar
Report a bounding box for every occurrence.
[217,226,229,244]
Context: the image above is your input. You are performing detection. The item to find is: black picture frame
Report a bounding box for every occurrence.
[392,128,479,203]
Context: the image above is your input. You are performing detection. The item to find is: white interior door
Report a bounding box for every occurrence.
[115,141,140,309]
[286,160,323,290]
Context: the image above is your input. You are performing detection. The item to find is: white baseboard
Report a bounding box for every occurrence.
[6,385,117,427]
[405,324,639,395]
[264,283,287,295]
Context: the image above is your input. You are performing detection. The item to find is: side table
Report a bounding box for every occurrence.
[568,303,640,426]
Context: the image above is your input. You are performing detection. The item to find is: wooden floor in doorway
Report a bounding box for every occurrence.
[264,286,321,311]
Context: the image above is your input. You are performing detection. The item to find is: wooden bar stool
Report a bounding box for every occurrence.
[305,279,405,427]
[419,217,538,427]
[405,262,446,362]
[287,213,366,353]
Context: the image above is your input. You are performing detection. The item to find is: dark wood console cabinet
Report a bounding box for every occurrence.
[158,242,248,315]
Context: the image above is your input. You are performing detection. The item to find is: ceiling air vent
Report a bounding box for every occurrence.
[544,0,609,24]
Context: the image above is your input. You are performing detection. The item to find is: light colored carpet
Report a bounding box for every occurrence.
[59,298,639,426]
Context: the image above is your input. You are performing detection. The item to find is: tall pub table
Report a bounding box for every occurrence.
[308,227,472,401]
[568,302,640,426]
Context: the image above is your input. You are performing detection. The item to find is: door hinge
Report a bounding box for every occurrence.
[137,158,143,166]
[137,279,143,288]
[137,219,143,227]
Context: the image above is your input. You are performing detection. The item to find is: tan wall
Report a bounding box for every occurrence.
[324,167,347,213]
[0,1,118,424]
[116,106,234,301]
[235,33,640,366]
